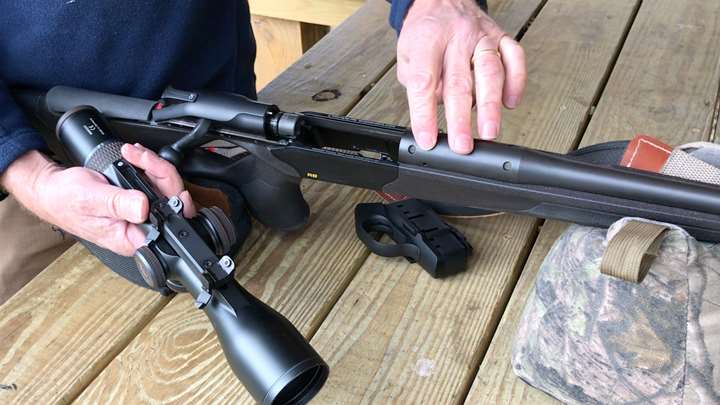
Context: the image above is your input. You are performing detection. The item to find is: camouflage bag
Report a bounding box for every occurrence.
[511,218,720,404]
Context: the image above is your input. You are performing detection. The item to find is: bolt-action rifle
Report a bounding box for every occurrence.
[17,86,720,242]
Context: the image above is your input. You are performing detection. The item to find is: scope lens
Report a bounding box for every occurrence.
[272,365,328,405]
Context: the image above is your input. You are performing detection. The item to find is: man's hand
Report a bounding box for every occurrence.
[0,144,195,256]
[397,0,526,154]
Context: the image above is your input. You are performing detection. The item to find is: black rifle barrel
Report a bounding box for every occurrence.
[400,135,720,216]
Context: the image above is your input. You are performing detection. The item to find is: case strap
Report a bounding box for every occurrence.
[600,220,668,283]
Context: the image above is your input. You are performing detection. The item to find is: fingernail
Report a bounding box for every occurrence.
[417,133,436,150]
[132,195,147,222]
[506,96,520,109]
[453,137,474,154]
[481,123,498,140]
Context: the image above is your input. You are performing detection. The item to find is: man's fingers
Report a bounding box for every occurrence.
[443,35,475,154]
[398,31,445,150]
[499,36,527,109]
[178,190,197,218]
[80,183,148,223]
[95,222,146,257]
[122,143,185,197]
[473,36,505,141]
[125,224,147,254]
[122,143,197,217]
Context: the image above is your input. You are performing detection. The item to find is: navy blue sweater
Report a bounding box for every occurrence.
[0,0,484,175]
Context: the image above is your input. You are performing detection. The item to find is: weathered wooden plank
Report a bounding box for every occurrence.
[249,0,364,27]
[0,245,171,405]
[467,0,720,403]
[259,0,396,114]
[252,15,329,90]
[309,0,640,403]
[464,222,567,405]
[580,0,720,146]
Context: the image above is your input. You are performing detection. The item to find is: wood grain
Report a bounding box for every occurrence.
[580,0,720,147]
[309,0,641,403]
[0,245,170,405]
[464,222,567,405]
[468,0,720,403]
[249,0,364,27]
[259,0,396,114]
[252,16,329,90]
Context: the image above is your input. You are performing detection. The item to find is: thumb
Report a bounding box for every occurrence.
[97,185,149,223]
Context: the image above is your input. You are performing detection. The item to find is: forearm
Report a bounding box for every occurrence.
[0,150,58,214]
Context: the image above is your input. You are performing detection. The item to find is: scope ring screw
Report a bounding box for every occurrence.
[219,256,235,275]
[408,144,416,154]
[179,230,189,238]
[168,196,183,214]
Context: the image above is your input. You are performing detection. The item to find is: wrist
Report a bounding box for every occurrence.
[0,150,58,203]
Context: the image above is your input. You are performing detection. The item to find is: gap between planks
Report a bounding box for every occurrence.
[570,0,643,152]
[711,79,720,142]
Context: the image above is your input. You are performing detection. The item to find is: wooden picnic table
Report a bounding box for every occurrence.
[2,0,720,403]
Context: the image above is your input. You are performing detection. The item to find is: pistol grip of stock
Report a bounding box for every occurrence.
[178,148,310,232]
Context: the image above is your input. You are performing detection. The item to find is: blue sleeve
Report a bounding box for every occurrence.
[388,0,489,33]
[0,80,47,175]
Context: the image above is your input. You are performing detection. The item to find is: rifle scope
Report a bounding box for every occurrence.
[56,106,328,405]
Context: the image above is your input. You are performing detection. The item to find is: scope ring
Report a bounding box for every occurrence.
[199,206,237,255]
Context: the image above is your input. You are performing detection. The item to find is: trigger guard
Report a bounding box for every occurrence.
[355,203,420,260]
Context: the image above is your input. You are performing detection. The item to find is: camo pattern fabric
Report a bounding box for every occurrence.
[512,219,720,404]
